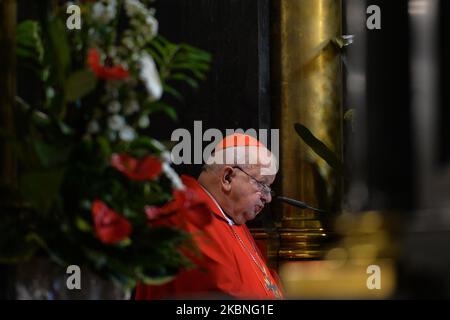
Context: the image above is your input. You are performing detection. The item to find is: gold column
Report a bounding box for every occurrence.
[272,0,342,261]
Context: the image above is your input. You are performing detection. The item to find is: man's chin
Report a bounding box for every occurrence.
[255,205,264,215]
[242,210,259,223]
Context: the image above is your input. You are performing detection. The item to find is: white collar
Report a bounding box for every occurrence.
[200,185,235,226]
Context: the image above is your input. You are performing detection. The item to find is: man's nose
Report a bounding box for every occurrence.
[262,192,272,204]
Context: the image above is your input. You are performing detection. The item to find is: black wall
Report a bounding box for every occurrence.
[439,0,450,165]
[152,0,271,178]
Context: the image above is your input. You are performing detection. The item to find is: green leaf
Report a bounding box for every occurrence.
[56,120,73,135]
[115,238,132,248]
[16,20,44,64]
[149,39,168,61]
[294,123,343,174]
[168,73,199,88]
[147,48,164,66]
[75,216,93,233]
[162,106,178,121]
[47,17,71,84]
[19,167,66,214]
[163,85,183,101]
[146,102,178,121]
[97,136,112,159]
[33,140,71,167]
[84,248,108,268]
[65,69,97,102]
[141,274,176,286]
[0,245,37,264]
[45,17,71,118]
[31,110,51,127]
[129,137,169,156]
[171,62,210,72]
[148,35,211,89]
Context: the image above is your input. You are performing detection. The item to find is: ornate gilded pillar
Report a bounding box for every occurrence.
[272,0,343,261]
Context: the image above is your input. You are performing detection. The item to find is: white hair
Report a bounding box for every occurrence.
[204,146,278,176]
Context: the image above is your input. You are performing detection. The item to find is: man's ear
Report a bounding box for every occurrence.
[221,166,234,191]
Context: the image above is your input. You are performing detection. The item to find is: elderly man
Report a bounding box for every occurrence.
[135,133,283,299]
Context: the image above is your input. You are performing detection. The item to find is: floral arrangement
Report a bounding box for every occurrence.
[2,0,211,290]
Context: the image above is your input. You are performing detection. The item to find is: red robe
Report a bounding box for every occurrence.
[135,175,283,299]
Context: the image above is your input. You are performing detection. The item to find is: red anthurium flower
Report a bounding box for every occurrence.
[87,48,129,80]
[145,187,211,224]
[91,200,132,244]
[111,153,162,181]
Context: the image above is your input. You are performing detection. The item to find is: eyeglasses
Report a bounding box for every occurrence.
[232,166,274,197]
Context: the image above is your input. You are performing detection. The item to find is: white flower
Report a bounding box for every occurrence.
[129,18,139,28]
[131,52,139,62]
[138,115,150,128]
[123,99,140,115]
[124,0,146,17]
[87,120,100,134]
[91,2,104,17]
[108,46,117,58]
[162,162,185,190]
[104,6,115,21]
[161,151,172,163]
[122,36,134,50]
[139,53,163,101]
[107,101,121,113]
[119,126,136,141]
[107,114,125,131]
[124,0,158,38]
[144,15,158,37]
[92,0,117,24]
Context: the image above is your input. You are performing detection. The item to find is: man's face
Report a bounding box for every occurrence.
[227,165,276,225]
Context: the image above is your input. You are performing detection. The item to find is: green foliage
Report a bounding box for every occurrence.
[46,16,71,85]
[16,20,44,77]
[65,69,98,102]
[2,0,212,291]
[294,123,344,175]
[148,36,212,100]
[19,167,66,215]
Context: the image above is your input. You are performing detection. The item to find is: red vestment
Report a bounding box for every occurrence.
[135,175,283,299]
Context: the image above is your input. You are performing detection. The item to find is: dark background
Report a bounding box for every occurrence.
[151,0,271,179]
[439,0,450,165]
[3,0,450,299]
